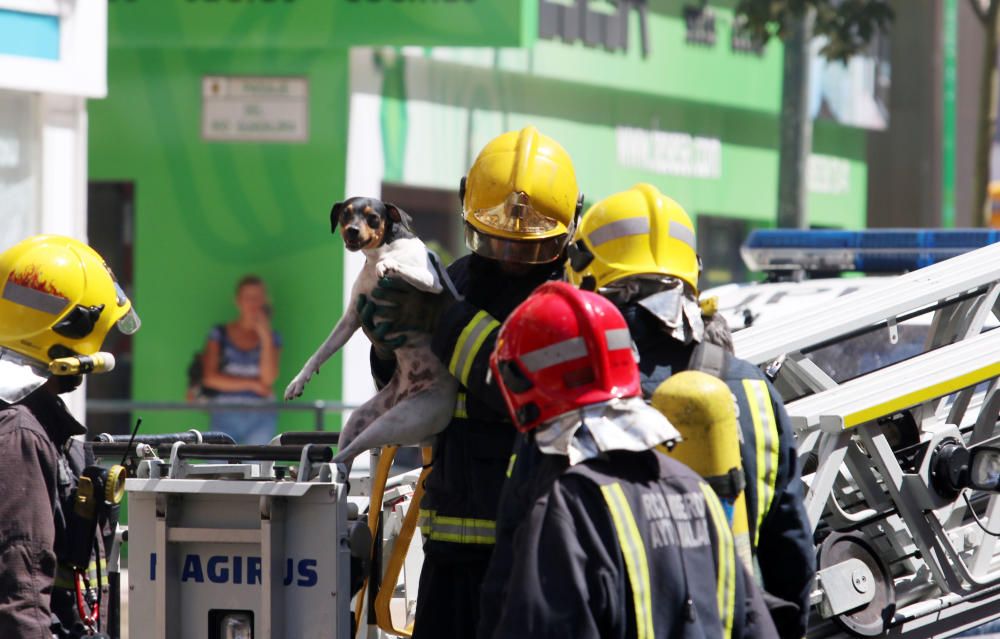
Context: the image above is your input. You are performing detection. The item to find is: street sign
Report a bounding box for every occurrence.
[201,76,308,143]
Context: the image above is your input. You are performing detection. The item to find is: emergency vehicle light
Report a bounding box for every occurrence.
[742,229,1000,274]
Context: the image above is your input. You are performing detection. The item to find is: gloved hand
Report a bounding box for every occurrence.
[356,293,403,360]
[357,277,454,351]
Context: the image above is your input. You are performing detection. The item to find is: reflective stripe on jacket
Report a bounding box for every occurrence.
[491,449,777,639]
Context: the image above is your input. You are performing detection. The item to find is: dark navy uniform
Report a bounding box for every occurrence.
[492,449,776,639]
[0,389,108,639]
[371,254,558,639]
[483,305,814,639]
[624,305,815,638]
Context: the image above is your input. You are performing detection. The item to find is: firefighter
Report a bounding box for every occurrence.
[0,235,140,638]
[563,184,815,638]
[356,126,582,638]
[487,281,776,639]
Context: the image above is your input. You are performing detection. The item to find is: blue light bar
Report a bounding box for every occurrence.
[742,229,1000,274]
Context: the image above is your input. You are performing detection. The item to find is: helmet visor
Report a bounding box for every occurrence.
[117,306,141,335]
[465,224,569,264]
[470,192,559,236]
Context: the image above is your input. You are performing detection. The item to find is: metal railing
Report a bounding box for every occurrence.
[85,399,360,432]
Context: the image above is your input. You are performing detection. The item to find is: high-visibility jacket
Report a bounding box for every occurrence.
[421,254,558,556]
[378,254,557,554]
[370,254,560,638]
[491,449,777,639]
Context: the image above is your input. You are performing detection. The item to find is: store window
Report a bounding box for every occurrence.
[0,89,39,250]
[86,182,136,436]
[380,182,466,265]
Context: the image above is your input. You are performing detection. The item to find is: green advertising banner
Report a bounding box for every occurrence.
[336,0,536,48]
[109,0,536,49]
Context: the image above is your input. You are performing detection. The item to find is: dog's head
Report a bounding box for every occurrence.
[330,197,413,252]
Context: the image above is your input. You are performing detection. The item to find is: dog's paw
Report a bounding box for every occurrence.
[374,258,401,280]
[283,370,312,400]
[282,381,302,401]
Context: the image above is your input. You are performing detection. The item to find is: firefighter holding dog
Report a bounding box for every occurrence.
[560,184,815,638]
[0,235,140,638]
[486,281,776,639]
[358,126,583,638]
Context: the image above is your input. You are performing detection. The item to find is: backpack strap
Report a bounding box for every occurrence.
[214,323,227,347]
[688,342,727,379]
[214,324,229,368]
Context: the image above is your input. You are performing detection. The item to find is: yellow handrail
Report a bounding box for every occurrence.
[374,448,433,636]
[353,446,398,637]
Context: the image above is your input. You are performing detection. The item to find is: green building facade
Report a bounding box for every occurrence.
[88,0,867,434]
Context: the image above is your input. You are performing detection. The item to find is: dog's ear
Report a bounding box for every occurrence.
[385,203,413,229]
[330,201,345,234]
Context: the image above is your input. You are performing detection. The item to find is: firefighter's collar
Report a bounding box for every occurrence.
[603,277,705,345]
[534,397,681,466]
[18,386,87,439]
[0,348,49,404]
[637,288,704,345]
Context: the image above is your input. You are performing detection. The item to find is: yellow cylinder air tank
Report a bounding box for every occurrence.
[652,370,753,573]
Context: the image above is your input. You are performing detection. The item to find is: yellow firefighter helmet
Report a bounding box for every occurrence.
[566,183,700,294]
[0,235,140,366]
[462,126,582,264]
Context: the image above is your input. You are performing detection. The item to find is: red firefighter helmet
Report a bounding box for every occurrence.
[490,281,639,431]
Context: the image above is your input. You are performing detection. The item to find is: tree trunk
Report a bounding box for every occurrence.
[777,9,816,229]
[974,2,1000,227]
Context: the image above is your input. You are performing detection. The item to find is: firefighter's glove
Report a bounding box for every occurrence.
[357,293,404,359]
[358,277,453,350]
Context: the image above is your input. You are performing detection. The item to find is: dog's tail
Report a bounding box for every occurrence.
[429,251,464,302]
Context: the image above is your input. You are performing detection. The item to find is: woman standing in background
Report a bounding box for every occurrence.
[201,275,282,444]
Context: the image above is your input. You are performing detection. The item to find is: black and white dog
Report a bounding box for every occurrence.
[284,196,458,463]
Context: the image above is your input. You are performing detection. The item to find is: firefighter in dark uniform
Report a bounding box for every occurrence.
[486,281,777,639]
[563,184,815,638]
[0,235,140,638]
[358,127,583,638]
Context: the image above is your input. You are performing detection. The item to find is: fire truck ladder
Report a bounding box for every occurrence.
[732,242,1000,638]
